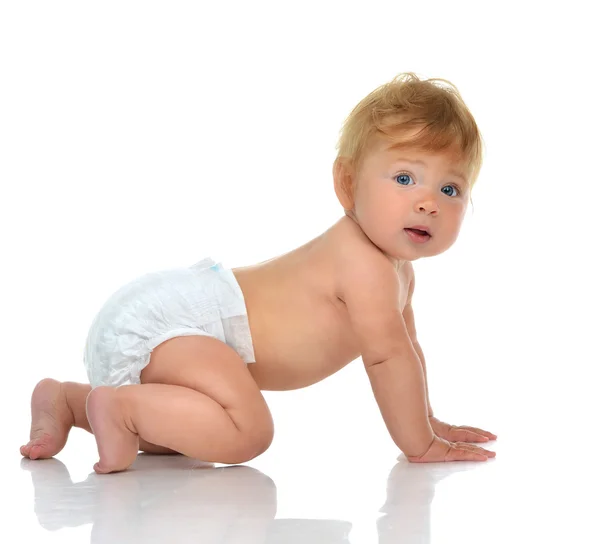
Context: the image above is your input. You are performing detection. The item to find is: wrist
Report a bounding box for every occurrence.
[405,435,436,459]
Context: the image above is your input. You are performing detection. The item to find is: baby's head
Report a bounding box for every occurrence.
[333,72,484,261]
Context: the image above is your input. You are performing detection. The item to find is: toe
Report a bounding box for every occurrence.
[94,462,110,474]
[22,441,37,457]
[29,445,42,460]
[27,439,52,460]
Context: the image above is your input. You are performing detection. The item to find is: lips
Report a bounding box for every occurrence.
[405,225,431,236]
[404,226,432,243]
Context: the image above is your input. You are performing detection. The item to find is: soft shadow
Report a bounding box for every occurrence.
[377,455,484,543]
[22,454,352,543]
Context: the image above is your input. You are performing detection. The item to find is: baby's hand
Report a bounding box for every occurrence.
[429,416,497,443]
[406,436,496,463]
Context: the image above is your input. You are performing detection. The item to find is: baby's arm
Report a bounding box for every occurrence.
[339,250,434,458]
[402,272,434,417]
[403,271,498,449]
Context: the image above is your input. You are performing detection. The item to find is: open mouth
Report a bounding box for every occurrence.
[404,228,432,242]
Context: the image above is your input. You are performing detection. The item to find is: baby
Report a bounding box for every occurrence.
[21,72,497,473]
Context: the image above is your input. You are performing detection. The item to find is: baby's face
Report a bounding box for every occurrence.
[351,138,471,261]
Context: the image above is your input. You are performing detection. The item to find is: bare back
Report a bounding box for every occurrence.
[232,216,413,391]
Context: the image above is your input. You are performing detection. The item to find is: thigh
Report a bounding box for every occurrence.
[139,439,178,455]
[140,335,273,436]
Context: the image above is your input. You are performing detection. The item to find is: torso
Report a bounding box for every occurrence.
[232,215,413,391]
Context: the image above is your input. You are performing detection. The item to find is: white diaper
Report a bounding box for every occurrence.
[83,257,256,388]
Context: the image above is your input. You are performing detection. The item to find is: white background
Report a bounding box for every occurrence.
[1,1,599,542]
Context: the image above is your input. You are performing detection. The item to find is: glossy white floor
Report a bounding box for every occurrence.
[5,355,598,543]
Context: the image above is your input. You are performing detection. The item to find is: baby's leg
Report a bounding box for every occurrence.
[21,380,176,459]
[86,335,274,474]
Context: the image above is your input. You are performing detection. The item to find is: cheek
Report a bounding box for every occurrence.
[356,182,385,210]
[444,203,468,232]
[370,191,407,219]
[445,197,467,215]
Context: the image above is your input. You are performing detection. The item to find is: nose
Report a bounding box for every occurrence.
[414,193,439,215]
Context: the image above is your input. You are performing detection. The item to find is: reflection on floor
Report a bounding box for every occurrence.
[19,450,489,543]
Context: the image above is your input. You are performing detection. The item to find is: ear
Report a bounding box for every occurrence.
[333,157,356,212]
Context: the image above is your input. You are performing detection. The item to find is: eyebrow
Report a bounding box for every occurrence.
[392,157,468,185]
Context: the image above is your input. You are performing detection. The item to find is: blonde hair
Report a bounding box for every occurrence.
[335,72,484,187]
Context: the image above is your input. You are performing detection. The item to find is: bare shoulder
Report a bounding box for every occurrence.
[333,217,412,304]
[332,218,413,365]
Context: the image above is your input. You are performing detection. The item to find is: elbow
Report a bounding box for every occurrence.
[363,353,398,370]
[364,357,388,369]
[362,345,418,370]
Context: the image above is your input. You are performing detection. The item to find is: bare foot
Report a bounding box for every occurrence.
[86,386,139,474]
[21,378,74,460]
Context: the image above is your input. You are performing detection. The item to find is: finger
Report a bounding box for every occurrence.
[458,426,497,440]
[449,428,490,443]
[458,443,495,459]
[447,444,488,462]
[455,442,496,458]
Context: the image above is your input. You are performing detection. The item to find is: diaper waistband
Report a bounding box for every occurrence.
[189,257,249,320]
[190,257,220,271]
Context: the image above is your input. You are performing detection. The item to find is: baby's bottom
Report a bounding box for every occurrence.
[22,336,274,474]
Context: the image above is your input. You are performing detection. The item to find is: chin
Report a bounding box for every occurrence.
[407,243,447,261]
[429,244,452,257]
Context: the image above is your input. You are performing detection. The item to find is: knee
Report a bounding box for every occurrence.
[225,422,274,464]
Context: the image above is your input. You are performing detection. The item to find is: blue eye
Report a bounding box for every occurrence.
[396,173,460,197]
[442,185,460,197]
[395,173,414,185]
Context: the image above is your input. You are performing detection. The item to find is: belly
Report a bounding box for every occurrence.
[245,294,361,391]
